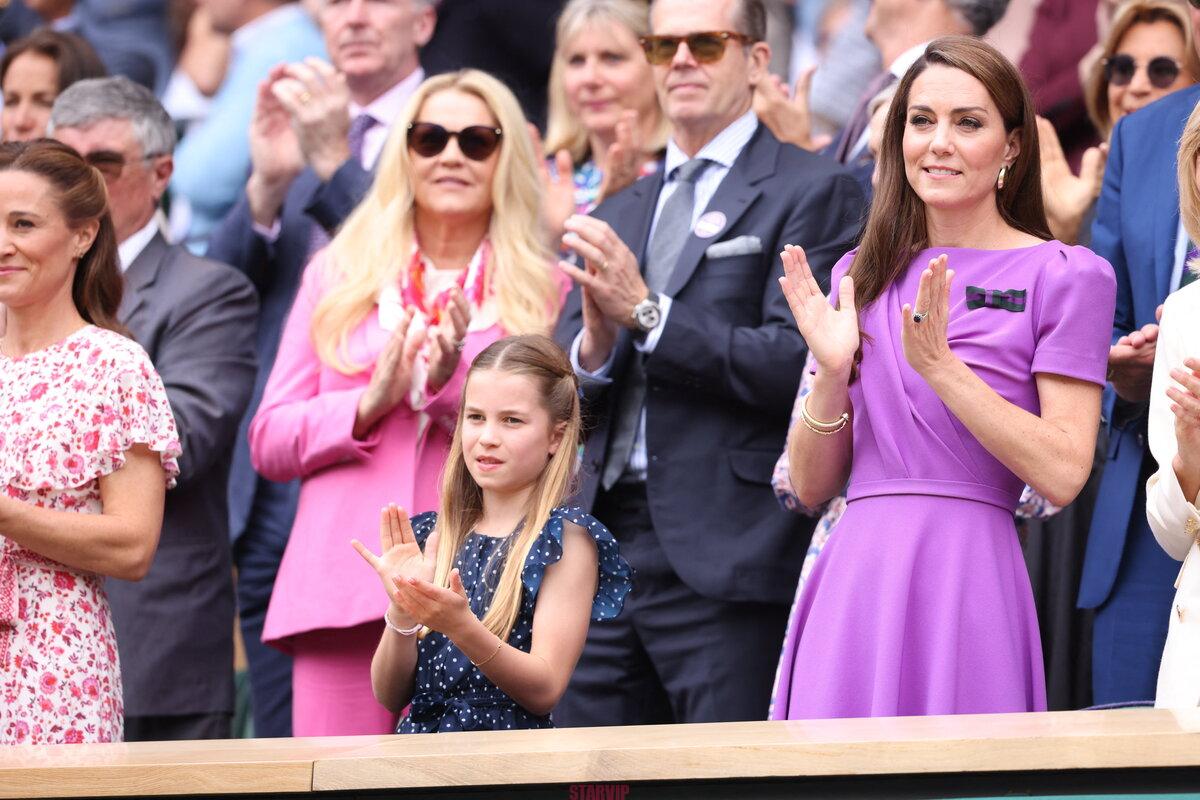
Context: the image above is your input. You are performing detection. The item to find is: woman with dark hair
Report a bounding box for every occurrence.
[1,29,107,142]
[771,36,1117,720]
[0,140,180,744]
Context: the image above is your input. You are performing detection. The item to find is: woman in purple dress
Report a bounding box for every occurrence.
[771,36,1117,720]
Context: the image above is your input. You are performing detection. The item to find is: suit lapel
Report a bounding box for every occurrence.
[662,127,771,298]
[626,170,664,269]
[118,231,171,324]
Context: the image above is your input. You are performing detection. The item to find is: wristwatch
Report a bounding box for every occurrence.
[631,292,663,333]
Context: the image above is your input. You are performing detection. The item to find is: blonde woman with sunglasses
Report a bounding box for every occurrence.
[248,69,565,737]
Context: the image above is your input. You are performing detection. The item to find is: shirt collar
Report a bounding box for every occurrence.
[231,4,309,53]
[663,108,759,180]
[889,41,931,78]
[118,216,161,273]
[350,67,426,128]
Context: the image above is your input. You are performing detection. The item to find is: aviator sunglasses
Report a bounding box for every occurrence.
[406,122,503,161]
[1103,53,1183,89]
[638,31,755,65]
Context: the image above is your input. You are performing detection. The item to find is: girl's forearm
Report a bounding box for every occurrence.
[923,357,1094,507]
[371,611,419,714]
[449,617,561,717]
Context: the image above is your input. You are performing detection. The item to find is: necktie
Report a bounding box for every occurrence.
[601,158,710,490]
[308,113,378,256]
[834,71,896,164]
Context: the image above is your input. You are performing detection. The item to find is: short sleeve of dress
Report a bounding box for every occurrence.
[87,334,181,488]
[410,511,438,548]
[519,507,632,622]
[1030,245,1117,386]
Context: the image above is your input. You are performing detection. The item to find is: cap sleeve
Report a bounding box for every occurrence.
[410,511,438,549]
[520,507,632,622]
[1030,245,1117,386]
[86,338,181,488]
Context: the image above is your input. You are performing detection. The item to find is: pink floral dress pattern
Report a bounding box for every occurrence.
[0,326,180,745]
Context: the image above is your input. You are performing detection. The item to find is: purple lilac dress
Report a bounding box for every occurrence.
[771,241,1116,720]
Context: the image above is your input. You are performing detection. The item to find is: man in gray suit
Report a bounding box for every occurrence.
[50,77,259,741]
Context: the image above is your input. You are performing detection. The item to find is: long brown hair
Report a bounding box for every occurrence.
[849,35,1050,313]
[434,335,583,642]
[0,139,125,333]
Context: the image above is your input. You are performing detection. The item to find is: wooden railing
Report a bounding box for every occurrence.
[3,709,1200,799]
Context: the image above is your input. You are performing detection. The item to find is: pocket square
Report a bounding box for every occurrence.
[965,285,1027,312]
[704,235,763,259]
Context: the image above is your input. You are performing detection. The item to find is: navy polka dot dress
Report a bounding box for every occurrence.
[397,506,632,734]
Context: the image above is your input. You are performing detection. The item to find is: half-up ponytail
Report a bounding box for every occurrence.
[434,334,583,642]
[0,139,126,334]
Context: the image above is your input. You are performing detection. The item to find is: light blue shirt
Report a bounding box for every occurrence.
[571,109,760,482]
[170,4,326,251]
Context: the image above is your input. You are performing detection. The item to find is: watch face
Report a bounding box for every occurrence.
[636,303,661,331]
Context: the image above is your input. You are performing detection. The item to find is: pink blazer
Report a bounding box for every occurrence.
[251,253,506,648]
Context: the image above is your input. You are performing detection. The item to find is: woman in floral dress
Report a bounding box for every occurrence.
[0,140,180,745]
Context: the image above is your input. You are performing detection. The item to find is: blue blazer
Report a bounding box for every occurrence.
[207,159,373,543]
[1077,83,1200,609]
[554,125,865,606]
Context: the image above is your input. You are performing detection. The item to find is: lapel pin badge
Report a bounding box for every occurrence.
[693,211,726,239]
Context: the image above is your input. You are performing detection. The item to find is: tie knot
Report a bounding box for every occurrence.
[674,158,709,185]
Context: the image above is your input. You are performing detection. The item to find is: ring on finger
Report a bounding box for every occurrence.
[598,259,609,272]
[454,339,466,352]
[912,310,929,324]
[298,90,312,104]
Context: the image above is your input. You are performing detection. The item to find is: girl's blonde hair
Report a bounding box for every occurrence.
[543,0,670,164]
[1178,100,1200,275]
[312,70,557,373]
[434,335,582,642]
[1085,0,1200,140]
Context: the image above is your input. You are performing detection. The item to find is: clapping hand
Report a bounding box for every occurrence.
[597,110,643,203]
[270,57,353,182]
[1168,357,1200,497]
[351,504,440,630]
[392,567,472,639]
[753,67,831,153]
[246,68,306,226]
[354,307,425,438]
[778,244,859,381]
[901,254,956,377]
[426,288,471,393]
[530,124,577,247]
[1109,304,1164,403]
[1037,117,1106,245]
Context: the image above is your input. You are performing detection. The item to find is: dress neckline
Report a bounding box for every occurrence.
[914,239,1059,255]
[0,324,94,362]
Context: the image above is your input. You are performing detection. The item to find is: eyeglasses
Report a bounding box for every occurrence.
[1103,54,1182,89]
[638,31,755,66]
[83,149,162,180]
[1189,0,1200,8]
[406,122,503,161]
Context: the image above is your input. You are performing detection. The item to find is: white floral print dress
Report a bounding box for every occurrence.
[0,326,180,745]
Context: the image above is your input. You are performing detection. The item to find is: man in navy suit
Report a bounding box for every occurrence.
[554,0,863,725]
[1079,2,1200,705]
[206,0,435,738]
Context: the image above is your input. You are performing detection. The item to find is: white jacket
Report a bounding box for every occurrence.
[1148,281,1200,708]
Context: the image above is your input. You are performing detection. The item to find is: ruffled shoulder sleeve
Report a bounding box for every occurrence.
[410,511,438,548]
[520,506,632,621]
[87,330,182,488]
[1030,244,1117,386]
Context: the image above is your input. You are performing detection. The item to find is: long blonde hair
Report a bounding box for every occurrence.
[312,70,557,373]
[543,0,670,164]
[433,335,582,642]
[1085,0,1200,140]
[1178,101,1200,276]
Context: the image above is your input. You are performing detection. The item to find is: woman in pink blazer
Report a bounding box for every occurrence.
[249,69,564,736]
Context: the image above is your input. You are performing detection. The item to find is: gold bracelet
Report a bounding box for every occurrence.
[470,640,503,668]
[800,395,849,436]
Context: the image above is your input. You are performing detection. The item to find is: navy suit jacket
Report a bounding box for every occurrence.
[554,124,865,606]
[1077,83,1200,609]
[207,158,373,543]
[106,233,258,716]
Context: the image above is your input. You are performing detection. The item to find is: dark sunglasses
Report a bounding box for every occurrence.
[1190,0,1200,8]
[1103,53,1182,89]
[83,149,162,180]
[406,122,503,161]
[638,31,754,65]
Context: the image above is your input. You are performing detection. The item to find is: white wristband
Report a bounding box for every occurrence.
[384,607,422,637]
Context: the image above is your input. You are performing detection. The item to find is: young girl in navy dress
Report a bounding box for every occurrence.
[353,334,631,732]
